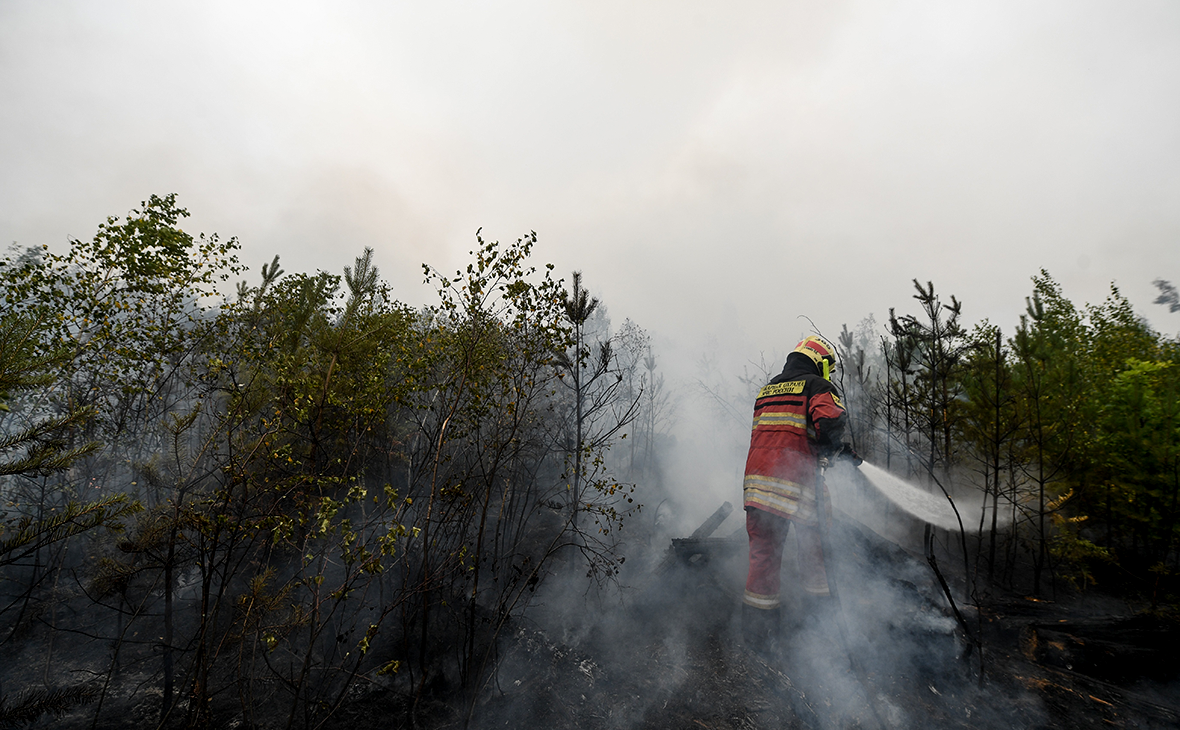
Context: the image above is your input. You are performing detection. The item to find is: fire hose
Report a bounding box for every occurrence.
[816,455,887,730]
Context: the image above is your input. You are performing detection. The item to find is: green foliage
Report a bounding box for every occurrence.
[1092,358,1180,566]
[0,196,648,727]
[0,194,241,443]
[0,291,133,577]
[888,279,971,481]
[0,494,140,568]
[0,309,98,476]
[869,269,1180,598]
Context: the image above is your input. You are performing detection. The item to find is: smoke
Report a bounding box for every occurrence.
[466,458,1048,730]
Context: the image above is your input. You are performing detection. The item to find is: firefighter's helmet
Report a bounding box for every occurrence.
[794,335,838,380]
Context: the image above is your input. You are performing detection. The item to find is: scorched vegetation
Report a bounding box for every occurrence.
[0,196,660,729]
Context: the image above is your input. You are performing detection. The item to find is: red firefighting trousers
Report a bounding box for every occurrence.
[743,508,829,610]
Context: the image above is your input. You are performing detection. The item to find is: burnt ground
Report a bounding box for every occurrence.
[16,507,1178,729]
[329,515,1180,730]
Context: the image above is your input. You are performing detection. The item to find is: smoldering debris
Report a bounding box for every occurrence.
[471,554,808,730]
[464,501,1018,730]
[656,501,743,573]
[457,486,1180,730]
[1024,614,1180,685]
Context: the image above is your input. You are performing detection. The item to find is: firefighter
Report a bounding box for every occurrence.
[741,334,857,648]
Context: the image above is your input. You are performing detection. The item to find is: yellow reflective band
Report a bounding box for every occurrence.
[801,579,830,597]
[744,493,818,522]
[743,590,781,609]
[755,414,805,424]
[744,474,804,493]
[752,413,806,430]
[744,474,820,521]
[758,381,805,398]
[745,473,802,486]
[832,394,843,408]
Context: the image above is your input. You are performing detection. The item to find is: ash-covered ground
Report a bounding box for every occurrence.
[325,508,1180,730]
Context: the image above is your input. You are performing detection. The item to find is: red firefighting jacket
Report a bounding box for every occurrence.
[742,354,847,524]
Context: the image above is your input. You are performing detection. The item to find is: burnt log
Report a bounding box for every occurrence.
[657,502,742,573]
[1025,614,1180,684]
[690,501,733,539]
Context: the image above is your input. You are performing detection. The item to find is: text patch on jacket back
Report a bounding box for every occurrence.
[758,380,805,398]
[751,381,807,431]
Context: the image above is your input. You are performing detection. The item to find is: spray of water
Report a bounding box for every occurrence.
[830,461,1011,534]
[855,462,962,530]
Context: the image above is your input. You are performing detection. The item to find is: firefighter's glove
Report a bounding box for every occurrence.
[838,443,863,467]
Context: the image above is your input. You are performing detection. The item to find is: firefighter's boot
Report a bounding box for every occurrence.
[741,603,783,657]
[799,593,835,628]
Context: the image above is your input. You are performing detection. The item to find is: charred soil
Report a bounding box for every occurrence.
[413,518,1179,730]
[62,518,1178,730]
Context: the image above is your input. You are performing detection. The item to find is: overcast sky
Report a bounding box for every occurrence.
[4,0,1179,388]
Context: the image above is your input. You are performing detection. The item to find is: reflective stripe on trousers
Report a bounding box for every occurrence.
[743,507,830,610]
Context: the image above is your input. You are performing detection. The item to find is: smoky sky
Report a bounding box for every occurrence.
[3,1,1180,489]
